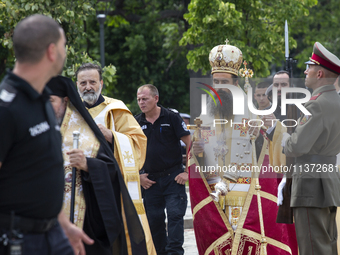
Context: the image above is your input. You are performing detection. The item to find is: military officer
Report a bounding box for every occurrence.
[282,42,340,255]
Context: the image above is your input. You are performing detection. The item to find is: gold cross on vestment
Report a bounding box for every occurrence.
[194,118,202,128]
[188,118,211,139]
[123,151,133,163]
[187,118,211,157]
[201,130,215,144]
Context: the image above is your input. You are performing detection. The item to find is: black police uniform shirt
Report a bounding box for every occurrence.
[0,71,64,219]
[135,106,190,173]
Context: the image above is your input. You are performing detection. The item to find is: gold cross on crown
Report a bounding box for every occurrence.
[225,38,229,45]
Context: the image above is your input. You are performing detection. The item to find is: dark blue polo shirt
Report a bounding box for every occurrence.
[135,106,190,173]
[0,71,64,219]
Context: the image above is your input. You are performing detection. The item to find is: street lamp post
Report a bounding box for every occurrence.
[97,13,106,68]
[96,0,110,68]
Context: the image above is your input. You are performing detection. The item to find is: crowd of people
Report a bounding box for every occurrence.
[1,14,340,255]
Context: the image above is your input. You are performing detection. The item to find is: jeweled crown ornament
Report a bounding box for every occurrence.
[209,39,243,76]
[239,61,254,93]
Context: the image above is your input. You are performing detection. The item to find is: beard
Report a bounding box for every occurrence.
[208,89,233,120]
[78,87,101,106]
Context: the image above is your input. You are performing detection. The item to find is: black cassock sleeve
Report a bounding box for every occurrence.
[81,144,147,255]
[81,144,123,255]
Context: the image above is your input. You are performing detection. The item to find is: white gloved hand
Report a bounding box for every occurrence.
[281,133,290,148]
[277,176,286,206]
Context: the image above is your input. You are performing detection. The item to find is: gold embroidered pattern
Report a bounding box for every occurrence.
[61,102,99,229]
[225,196,247,207]
[205,232,232,255]
[240,229,292,254]
[233,118,250,137]
[231,208,240,218]
[214,238,232,255]
[134,202,145,215]
[125,174,139,182]
[237,235,261,255]
[201,129,216,144]
[233,177,251,184]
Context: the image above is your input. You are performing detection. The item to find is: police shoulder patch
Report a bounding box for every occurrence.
[0,89,16,102]
[0,83,17,107]
[182,121,188,131]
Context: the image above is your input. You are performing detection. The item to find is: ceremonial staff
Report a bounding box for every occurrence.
[70,131,80,223]
[276,20,297,224]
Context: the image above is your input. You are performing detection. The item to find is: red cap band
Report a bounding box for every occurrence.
[311,53,340,74]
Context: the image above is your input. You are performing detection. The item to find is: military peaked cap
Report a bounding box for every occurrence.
[305,42,340,75]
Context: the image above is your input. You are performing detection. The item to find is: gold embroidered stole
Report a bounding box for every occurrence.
[86,98,143,211]
[87,97,156,255]
[60,102,100,228]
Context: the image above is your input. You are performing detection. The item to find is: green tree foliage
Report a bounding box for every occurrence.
[180,0,317,78]
[0,25,8,75]
[0,0,116,87]
[291,0,340,76]
[88,0,191,114]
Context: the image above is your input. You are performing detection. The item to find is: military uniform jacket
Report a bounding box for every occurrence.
[285,84,340,207]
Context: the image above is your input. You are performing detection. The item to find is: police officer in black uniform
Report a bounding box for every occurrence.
[0,15,92,255]
[135,84,191,255]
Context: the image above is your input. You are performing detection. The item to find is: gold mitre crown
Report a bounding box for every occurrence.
[209,39,243,76]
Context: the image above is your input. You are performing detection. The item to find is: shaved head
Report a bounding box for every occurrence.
[13,14,61,63]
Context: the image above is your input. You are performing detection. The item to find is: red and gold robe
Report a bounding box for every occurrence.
[189,123,298,255]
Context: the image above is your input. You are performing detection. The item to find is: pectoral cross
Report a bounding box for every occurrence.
[188,117,210,157]
[239,60,254,94]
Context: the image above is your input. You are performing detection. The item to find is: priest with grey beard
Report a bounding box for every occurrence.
[75,63,156,254]
[47,75,149,255]
[78,86,101,106]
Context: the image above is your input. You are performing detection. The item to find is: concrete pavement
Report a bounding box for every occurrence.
[183,187,198,254]
[164,187,199,254]
[184,228,198,254]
